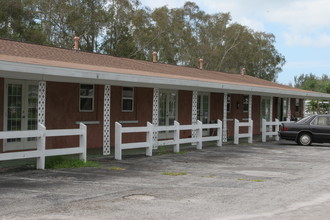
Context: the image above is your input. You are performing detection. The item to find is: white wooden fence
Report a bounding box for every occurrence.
[0,123,87,169]
[261,119,280,142]
[234,119,253,144]
[115,120,222,160]
[261,118,293,142]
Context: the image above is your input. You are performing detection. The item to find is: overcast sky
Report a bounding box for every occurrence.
[140,0,330,85]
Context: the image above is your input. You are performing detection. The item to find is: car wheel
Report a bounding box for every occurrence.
[298,133,312,146]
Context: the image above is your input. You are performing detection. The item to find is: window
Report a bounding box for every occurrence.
[227,94,231,112]
[243,95,249,112]
[312,116,330,126]
[295,99,300,112]
[122,87,134,112]
[80,84,94,112]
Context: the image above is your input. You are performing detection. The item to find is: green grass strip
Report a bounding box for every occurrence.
[161,171,187,176]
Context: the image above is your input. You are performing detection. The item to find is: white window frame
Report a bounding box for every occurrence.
[79,84,94,112]
[122,87,134,112]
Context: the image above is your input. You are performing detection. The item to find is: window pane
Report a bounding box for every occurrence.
[123,87,133,97]
[80,98,93,111]
[123,99,133,111]
[80,84,94,96]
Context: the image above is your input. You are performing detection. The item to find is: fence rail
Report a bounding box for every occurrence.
[0,123,87,169]
[234,119,253,144]
[115,120,222,160]
[261,118,293,142]
[262,119,280,142]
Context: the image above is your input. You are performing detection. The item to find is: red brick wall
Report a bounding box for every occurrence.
[273,97,278,120]
[178,90,192,138]
[45,82,103,149]
[210,93,223,122]
[252,96,261,134]
[110,86,153,145]
[226,94,250,136]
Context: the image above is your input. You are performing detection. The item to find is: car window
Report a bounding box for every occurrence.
[297,115,313,124]
[312,116,330,126]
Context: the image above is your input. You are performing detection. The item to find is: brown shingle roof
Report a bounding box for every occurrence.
[0,39,322,95]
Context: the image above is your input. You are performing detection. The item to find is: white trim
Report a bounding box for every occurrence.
[38,81,46,126]
[1,60,330,99]
[103,85,111,155]
[158,89,178,139]
[3,79,39,151]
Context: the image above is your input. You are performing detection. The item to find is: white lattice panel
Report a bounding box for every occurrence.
[103,85,111,155]
[248,95,252,120]
[191,91,198,139]
[152,88,159,149]
[223,93,228,142]
[38,81,46,125]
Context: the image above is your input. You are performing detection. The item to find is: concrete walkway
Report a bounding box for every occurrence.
[1,141,330,220]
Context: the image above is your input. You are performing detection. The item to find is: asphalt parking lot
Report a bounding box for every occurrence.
[1,140,330,220]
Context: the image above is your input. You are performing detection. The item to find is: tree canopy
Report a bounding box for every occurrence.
[294,73,330,114]
[0,0,286,82]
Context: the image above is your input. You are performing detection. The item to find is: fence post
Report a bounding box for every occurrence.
[248,119,253,144]
[234,119,239,144]
[197,120,203,149]
[79,123,87,162]
[146,122,153,157]
[262,119,266,142]
[275,118,280,141]
[217,119,222,147]
[174,121,180,153]
[36,123,46,170]
[115,122,122,160]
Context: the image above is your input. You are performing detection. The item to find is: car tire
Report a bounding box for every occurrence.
[297,133,312,146]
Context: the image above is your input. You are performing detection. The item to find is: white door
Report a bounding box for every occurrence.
[197,93,210,136]
[158,90,177,139]
[4,80,38,151]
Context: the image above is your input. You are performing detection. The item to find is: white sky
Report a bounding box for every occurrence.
[140,0,330,84]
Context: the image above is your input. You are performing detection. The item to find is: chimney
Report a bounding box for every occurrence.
[199,58,204,70]
[73,36,80,50]
[152,51,157,63]
[241,67,246,76]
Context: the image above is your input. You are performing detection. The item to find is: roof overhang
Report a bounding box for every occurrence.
[1,60,330,100]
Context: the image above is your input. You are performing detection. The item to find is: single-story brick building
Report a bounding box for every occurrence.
[0,38,329,154]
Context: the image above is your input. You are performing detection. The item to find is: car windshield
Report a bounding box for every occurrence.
[296,115,314,124]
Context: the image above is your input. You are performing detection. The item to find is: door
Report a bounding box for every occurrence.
[310,115,330,142]
[197,93,210,136]
[4,80,38,151]
[158,90,177,139]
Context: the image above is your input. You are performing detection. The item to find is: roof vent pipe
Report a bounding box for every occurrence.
[73,36,80,51]
[241,67,246,76]
[152,51,157,63]
[199,58,204,70]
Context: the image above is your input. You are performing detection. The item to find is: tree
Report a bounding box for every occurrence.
[0,0,286,81]
[0,0,46,44]
[295,73,330,114]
